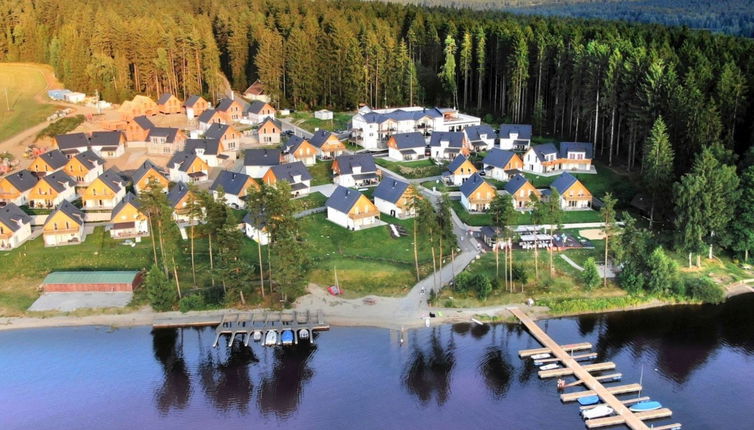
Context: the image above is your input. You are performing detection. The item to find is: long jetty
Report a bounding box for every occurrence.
[508,307,678,430]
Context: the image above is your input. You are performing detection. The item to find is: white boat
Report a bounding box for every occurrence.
[252,331,262,342]
[298,329,310,340]
[531,353,551,360]
[581,405,614,420]
[539,363,560,371]
[264,330,277,346]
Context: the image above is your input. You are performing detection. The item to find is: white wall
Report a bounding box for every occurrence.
[327,207,352,229]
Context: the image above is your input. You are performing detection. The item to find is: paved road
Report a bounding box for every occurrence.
[279,118,313,139]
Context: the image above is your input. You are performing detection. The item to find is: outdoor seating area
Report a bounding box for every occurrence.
[519,233,553,249]
[552,232,594,250]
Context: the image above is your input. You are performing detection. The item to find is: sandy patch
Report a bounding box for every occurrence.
[579,229,605,240]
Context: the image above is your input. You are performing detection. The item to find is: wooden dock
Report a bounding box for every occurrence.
[518,342,592,357]
[539,361,616,378]
[212,310,329,347]
[509,307,665,430]
[560,383,643,402]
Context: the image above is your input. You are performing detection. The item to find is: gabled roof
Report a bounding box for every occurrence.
[168,151,204,173]
[499,124,532,140]
[96,169,125,193]
[157,93,174,105]
[54,133,90,151]
[390,132,425,149]
[429,131,465,148]
[204,123,231,140]
[358,107,443,124]
[131,160,167,184]
[90,131,123,148]
[184,95,204,108]
[112,192,141,217]
[550,172,582,194]
[40,171,75,193]
[244,149,281,167]
[242,212,267,229]
[146,127,180,143]
[559,142,594,159]
[0,203,31,232]
[528,143,558,162]
[447,154,470,173]
[504,174,532,195]
[46,200,84,227]
[185,138,221,156]
[309,130,337,148]
[283,135,310,154]
[248,100,272,114]
[326,186,364,213]
[464,124,496,142]
[211,170,253,196]
[167,182,191,207]
[73,150,104,170]
[460,173,489,197]
[373,178,409,204]
[216,98,239,112]
[198,108,218,123]
[133,115,155,130]
[3,170,38,192]
[259,116,281,130]
[37,149,68,170]
[244,80,265,96]
[268,161,312,183]
[483,148,517,169]
[334,153,377,175]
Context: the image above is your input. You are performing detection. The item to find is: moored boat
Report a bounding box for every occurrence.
[281,330,294,346]
[531,353,551,360]
[629,401,662,412]
[298,329,310,340]
[577,395,600,406]
[539,363,560,371]
[252,331,262,342]
[264,330,277,346]
[581,405,613,420]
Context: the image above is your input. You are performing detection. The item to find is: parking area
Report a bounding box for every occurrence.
[28,292,133,312]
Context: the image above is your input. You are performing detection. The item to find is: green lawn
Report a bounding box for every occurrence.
[421,180,459,192]
[294,192,327,210]
[451,199,601,226]
[523,161,638,203]
[309,160,333,185]
[35,115,85,141]
[375,158,445,179]
[0,63,59,142]
[287,111,352,133]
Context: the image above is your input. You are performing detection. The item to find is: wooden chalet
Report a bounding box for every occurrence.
[157,93,182,115]
[43,200,86,247]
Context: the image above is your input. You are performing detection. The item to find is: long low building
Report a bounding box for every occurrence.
[41,271,143,292]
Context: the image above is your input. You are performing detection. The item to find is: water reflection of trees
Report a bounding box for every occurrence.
[479,346,513,399]
[198,339,259,414]
[152,329,191,414]
[257,344,317,419]
[403,327,457,406]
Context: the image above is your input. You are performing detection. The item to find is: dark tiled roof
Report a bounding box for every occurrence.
[54,133,89,151]
[133,115,155,130]
[198,108,218,123]
[157,93,173,105]
[447,154,470,173]
[429,131,465,148]
[259,117,281,130]
[326,186,363,213]
[335,153,377,175]
[37,149,68,170]
[74,150,104,170]
[529,143,558,162]
[111,192,141,217]
[0,203,31,232]
[310,130,336,148]
[205,123,230,140]
[3,169,38,192]
[185,138,221,156]
[504,174,530,195]
[90,131,123,148]
[464,125,496,142]
[550,172,581,194]
[390,132,425,149]
[242,212,267,229]
[373,178,409,204]
[483,148,517,169]
[131,160,167,184]
[244,149,281,166]
[168,151,203,173]
[216,98,236,112]
[210,170,253,196]
[359,107,442,124]
[147,127,179,143]
[248,100,271,114]
[184,95,203,108]
[46,200,84,227]
[268,161,312,183]
[460,173,488,197]
[41,171,75,193]
[96,169,125,193]
[559,142,594,159]
[167,182,191,207]
[499,124,532,140]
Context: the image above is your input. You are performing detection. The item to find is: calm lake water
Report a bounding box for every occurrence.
[2,296,754,430]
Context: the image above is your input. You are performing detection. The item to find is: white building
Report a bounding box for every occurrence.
[243,148,281,178]
[0,204,32,251]
[498,124,532,151]
[332,154,379,188]
[326,186,380,230]
[314,109,333,120]
[243,213,270,245]
[373,178,415,219]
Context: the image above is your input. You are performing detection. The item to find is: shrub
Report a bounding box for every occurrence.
[617,261,645,294]
[581,258,600,291]
[686,277,725,304]
[512,264,528,284]
[145,265,176,312]
[179,294,206,312]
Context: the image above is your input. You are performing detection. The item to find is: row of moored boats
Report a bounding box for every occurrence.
[252,328,310,346]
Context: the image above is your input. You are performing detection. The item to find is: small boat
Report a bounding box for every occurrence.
[629,401,662,412]
[281,330,294,346]
[298,329,310,340]
[582,405,614,420]
[531,353,551,360]
[252,331,262,342]
[264,330,277,346]
[539,363,560,371]
[577,395,600,406]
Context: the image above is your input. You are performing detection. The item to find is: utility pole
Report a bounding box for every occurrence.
[4,88,9,111]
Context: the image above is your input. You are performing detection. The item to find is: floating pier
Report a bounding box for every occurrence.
[566,373,622,388]
[535,352,598,364]
[211,310,329,347]
[509,307,679,430]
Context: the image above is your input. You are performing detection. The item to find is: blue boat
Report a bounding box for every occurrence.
[577,395,600,406]
[281,330,294,346]
[629,401,662,412]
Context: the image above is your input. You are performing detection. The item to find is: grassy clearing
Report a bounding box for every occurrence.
[451,200,601,226]
[294,192,327,210]
[0,63,59,142]
[309,160,333,185]
[523,161,638,202]
[287,111,352,133]
[35,115,85,141]
[375,158,445,179]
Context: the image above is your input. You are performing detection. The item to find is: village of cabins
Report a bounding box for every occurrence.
[0,83,596,252]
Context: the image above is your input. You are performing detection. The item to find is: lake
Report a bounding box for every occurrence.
[2,295,754,429]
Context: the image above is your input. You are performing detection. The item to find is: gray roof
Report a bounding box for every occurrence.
[168,151,203,173]
[37,149,68,170]
[335,153,377,175]
[559,142,594,159]
[198,108,217,124]
[96,169,125,193]
[3,170,38,192]
[244,149,281,167]
[54,133,89,151]
[550,172,581,194]
[74,150,104,170]
[390,132,425,149]
[46,200,84,227]
[429,131,465,148]
[185,138,221,156]
[504,174,531,195]
[131,160,167,184]
[111,192,141,217]
[133,115,154,130]
[259,116,281,129]
[373,178,409,204]
[499,124,532,140]
[242,212,266,229]
[326,186,364,213]
[283,135,309,154]
[268,161,312,183]
[0,203,31,232]
[90,131,123,148]
[310,130,336,148]
[210,170,253,196]
[184,95,203,108]
[247,100,270,114]
[216,98,237,112]
[529,143,558,162]
[167,182,191,207]
[147,127,179,143]
[483,148,517,169]
[359,107,442,124]
[460,173,488,197]
[157,93,174,105]
[204,123,230,140]
[464,125,496,142]
[447,154,470,173]
[41,171,75,193]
